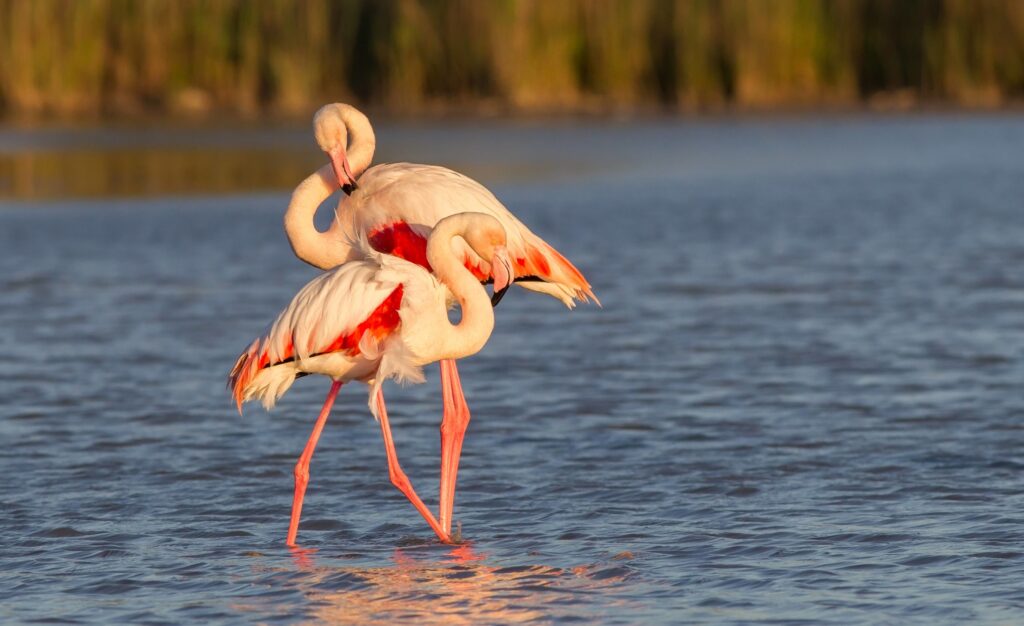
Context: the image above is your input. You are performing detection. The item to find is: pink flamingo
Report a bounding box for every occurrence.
[229,213,512,545]
[282,103,598,537]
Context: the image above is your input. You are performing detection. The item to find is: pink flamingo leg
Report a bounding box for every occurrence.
[287,380,343,546]
[438,358,471,536]
[374,387,451,543]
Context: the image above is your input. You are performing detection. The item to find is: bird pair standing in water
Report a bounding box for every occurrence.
[229,103,596,545]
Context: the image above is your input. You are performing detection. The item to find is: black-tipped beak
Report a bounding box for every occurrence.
[490,250,513,307]
[491,284,510,307]
[329,145,359,195]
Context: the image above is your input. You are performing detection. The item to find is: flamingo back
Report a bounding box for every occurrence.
[228,260,407,411]
[346,163,596,306]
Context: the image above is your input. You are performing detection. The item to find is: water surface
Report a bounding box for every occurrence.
[2,114,1024,624]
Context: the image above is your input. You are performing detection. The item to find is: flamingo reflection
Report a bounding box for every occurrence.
[253,544,638,624]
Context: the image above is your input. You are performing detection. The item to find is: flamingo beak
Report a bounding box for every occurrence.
[328,145,358,193]
[490,246,513,307]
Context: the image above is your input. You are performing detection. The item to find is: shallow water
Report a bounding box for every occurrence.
[2,114,1024,624]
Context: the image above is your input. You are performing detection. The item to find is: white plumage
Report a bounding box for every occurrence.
[229,213,510,416]
[230,253,418,411]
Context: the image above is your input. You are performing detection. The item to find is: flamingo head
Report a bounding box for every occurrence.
[313,104,358,190]
[460,217,513,306]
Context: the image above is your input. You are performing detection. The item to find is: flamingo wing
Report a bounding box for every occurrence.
[228,260,405,411]
[345,163,596,306]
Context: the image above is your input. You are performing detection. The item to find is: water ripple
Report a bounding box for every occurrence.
[3,116,1024,623]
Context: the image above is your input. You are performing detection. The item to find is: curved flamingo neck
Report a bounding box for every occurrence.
[283,164,353,270]
[285,104,377,270]
[336,104,376,178]
[426,215,496,360]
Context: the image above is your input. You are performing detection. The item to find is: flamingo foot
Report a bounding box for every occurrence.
[448,520,464,544]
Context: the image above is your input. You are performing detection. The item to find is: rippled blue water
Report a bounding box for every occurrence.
[2,114,1024,624]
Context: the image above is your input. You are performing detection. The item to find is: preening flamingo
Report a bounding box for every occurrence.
[228,213,513,545]
[282,103,598,536]
[287,103,597,307]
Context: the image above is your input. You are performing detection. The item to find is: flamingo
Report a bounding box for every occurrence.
[229,213,512,545]
[282,103,598,537]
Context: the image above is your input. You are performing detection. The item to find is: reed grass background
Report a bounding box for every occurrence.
[1,0,1022,118]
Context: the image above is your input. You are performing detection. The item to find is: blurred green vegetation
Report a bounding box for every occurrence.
[1,0,1022,118]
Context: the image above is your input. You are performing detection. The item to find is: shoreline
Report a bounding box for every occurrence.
[3,98,1024,128]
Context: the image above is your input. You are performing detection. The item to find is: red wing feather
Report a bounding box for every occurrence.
[369,221,489,280]
[228,285,404,411]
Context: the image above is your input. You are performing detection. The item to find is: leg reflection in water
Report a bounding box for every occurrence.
[274,541,637,624]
